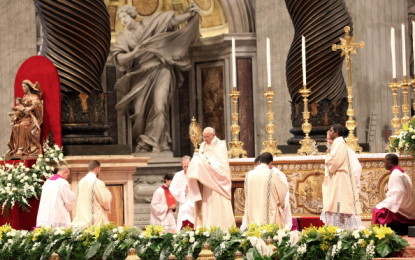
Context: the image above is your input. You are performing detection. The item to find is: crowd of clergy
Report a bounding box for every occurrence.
[35,125,415,235]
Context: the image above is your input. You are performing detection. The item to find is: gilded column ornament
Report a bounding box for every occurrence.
[332,26,364,153]
[189,117,202,152]
[197,243,216,260]
[297,86,316,155]
[228,87,247,158]
[261,87,282,156]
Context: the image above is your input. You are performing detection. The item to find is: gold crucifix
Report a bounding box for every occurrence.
[332,26,364,153]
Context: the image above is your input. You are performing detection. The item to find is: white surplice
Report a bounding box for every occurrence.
[72,172,112,226]
[150,186,176,232]
[187,136,235,229]
[169,170,199,231]
[272,167,292,229]
[36,175,75,227]
[376,168,415,219]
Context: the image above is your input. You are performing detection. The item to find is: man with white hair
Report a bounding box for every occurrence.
[187,127,235,228]
[169,155,200,231]
[36,165,75,227]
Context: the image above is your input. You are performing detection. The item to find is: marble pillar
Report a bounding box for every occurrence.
[0,0,36,156]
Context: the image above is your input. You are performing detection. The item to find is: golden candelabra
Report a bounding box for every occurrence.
[332,26,364,153]
[297,85,315,155]
[228,87,247,158]
[189,117,202,152]
[400,76,411,125]
[389,78,402,135]
[261,86,282,156]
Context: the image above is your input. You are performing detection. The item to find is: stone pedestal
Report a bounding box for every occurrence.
[66,155,149,226]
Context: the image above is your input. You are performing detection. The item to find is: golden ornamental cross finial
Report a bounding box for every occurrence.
[332,26,365,58]
[332,26,364,153]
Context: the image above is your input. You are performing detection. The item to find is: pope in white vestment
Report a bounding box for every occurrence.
[169,156,200,231]
[187,127,235,229]
[36,166,75,227]
[72,161,112,226]
[242,153,288,229]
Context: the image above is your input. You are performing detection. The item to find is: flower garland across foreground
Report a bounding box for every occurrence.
[0,142,65,213]
[0,224,408,260]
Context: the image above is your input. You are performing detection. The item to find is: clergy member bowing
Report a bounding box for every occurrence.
[150,173,177,232]
[187,127,235,229]
[372,154,415,235]
[36,165,75,227]
[72,160,112,226]
[169,156,200,231]
[320,124,362,230]
[242,152,288,229]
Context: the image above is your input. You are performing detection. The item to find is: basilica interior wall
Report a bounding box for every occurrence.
[0,0,36,156]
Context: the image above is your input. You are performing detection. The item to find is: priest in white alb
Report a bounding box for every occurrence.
[242,152,288,229]
[36,165,75,227]
[372,154,415,235]
[72,160,112,226]
[150,173,177,232]
[187,127,235,228]
[321,124,362,230]
[169,156,200,231]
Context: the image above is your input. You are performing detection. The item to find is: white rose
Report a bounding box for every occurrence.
[352,230,360,239]
[412,135,415,139]
[189,236,195,243]
[7,175,12,181]
[58,154,64,160]
[12,187,17,191]
[54,145,60,151]
[24,176,29,181]
[32,174,37,178]
[46,166,50,171]
[38,154,43,158]
[112,234,118,239]
[45,158,50,162]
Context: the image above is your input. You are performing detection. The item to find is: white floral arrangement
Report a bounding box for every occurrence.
[0,142,65,213]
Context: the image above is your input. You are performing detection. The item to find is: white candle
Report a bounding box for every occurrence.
[391,27,397,79]
[402,23,407,77]
[266,37,271,87]
[232,38,236,88]
[412,21,415,76]
[302,35,306,86]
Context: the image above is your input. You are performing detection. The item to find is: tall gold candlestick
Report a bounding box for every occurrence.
[261,86,282,156]
[400,75,411,125]
[228,87,247,158]
[332,26,364,153]
[297,85,315,155]
[389,78,402,135]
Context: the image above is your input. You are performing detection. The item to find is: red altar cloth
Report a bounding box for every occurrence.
[0,160,38,230]
[297,216,324,230]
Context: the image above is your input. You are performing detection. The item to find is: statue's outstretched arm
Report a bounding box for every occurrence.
[169,4,199,27]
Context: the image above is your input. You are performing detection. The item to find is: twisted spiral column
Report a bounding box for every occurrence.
[285,0,352,143]
[34,0,111,94]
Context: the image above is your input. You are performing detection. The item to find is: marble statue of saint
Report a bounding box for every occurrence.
[7,80,43,158]
[112,5,200,152]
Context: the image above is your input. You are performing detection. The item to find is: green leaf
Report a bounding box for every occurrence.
[102,241,116,260]
[376,240,392,257]
[85,241,102,259]
[281,246,298,260]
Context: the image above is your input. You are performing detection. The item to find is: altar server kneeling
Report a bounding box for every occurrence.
[372,153,415,235]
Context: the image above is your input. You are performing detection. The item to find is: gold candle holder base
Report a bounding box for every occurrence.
[389,78,401,135]
[401,76,411,125]
[297,86,316,155]
[261,86,282,156]
[228,89,247,158]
